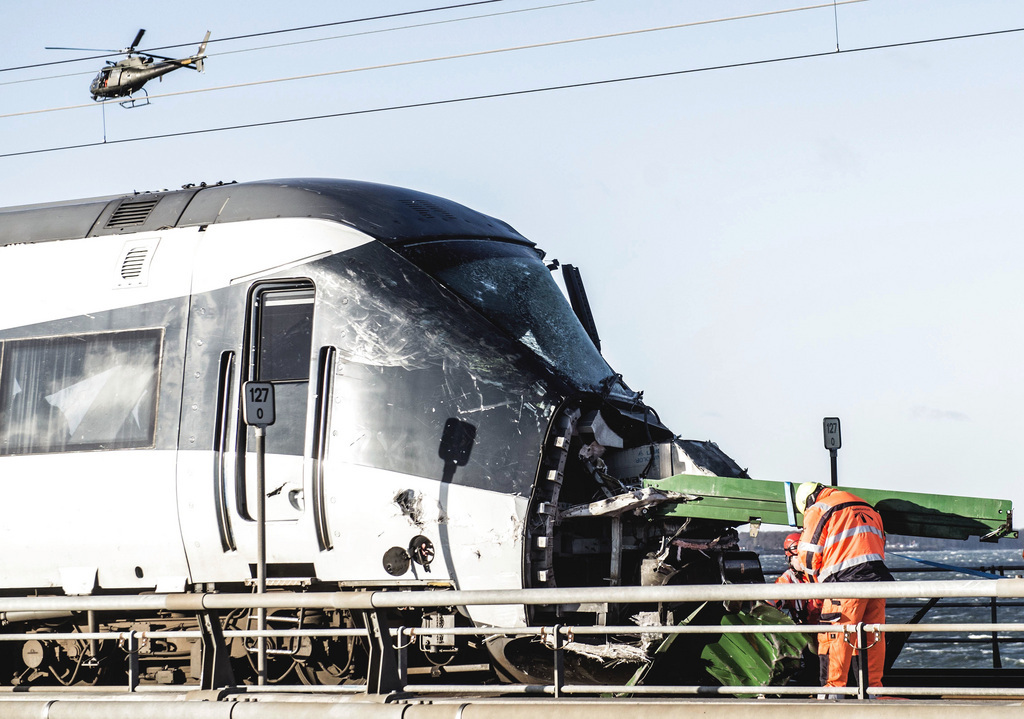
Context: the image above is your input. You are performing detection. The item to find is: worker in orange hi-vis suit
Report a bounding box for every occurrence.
[794,482,893,693]
[773,532,823,627]
[771,531,825,685]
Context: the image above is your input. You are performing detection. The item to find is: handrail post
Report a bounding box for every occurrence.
[126,630,139,692]
[991,595,1002,669]
[397,626,409,687]
[87,610,100,667]
[855,622,867,701]
[254,425,268,686]
[552,624,564,698]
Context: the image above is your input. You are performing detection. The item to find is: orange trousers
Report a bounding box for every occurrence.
[817,596,886,688]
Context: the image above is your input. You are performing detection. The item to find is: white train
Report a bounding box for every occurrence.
[0,178,758,686]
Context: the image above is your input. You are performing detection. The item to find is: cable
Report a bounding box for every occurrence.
[3,22,1023,159]
[1,0,591,89]
[0,0,867,120]
[210,0,592,59]
[0,70,94,87]
[156,0,504,50]
[0,0,505,74]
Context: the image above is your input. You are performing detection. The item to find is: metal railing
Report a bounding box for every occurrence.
[886,562,1024,670]
[2,577,1024,700]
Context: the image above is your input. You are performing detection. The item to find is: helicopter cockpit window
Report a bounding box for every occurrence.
[398,240,630,398]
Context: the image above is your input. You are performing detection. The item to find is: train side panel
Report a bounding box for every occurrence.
[0,230,198,592]
[176,219,375,585]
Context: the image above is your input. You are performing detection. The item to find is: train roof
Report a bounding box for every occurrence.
[0,178,533,248]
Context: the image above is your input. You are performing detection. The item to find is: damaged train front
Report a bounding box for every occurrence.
[394,238,771,685]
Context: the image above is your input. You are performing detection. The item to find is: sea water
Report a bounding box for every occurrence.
[760,547,1024,670]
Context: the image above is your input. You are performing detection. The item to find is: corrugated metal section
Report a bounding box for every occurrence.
[106,198,159,228]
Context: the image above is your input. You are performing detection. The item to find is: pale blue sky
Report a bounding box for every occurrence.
[3,1,1024,526]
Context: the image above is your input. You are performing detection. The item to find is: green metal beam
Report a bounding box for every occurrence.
[643,474,1016,541]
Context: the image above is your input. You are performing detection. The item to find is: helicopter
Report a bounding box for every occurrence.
[48,29,210,108]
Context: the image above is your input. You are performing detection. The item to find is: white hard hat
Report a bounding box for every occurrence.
[795,482,824,514]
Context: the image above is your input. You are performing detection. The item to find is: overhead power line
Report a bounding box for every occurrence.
[0,0,592,89]
[4,24,1023,160]
[0,69,94,88]
[212,0,593,59]
[0,0,867,120]
[0,0,505,74]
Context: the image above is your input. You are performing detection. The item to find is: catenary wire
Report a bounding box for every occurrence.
[210,0,593,59]
[0,70,94,87]
[0,0,592,88]
[0,0,505,73]
[0,0,867,120]
[3,24,1022,160]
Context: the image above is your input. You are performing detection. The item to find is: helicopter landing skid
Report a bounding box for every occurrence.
[120,88,150,109]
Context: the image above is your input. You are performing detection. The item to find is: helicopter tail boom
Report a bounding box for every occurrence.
[194,31,210,73]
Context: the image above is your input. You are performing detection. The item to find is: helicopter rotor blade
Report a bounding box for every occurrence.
[129,28,146,51]
[45,46,120,52]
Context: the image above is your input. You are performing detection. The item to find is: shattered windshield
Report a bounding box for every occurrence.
[399,240,628,397]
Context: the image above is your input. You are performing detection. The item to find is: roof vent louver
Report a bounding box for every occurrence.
[106,198,159,228]
[401,198,456,221]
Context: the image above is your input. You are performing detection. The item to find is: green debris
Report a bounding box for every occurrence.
[701,603,807,691]
[622,602,808,695]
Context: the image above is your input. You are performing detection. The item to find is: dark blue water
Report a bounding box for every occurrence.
[761,548,1024,669]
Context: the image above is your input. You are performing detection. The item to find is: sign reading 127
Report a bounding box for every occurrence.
[243,381,276,427]
[822,417,841,450]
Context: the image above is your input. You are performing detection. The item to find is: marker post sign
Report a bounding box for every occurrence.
[243,382,275,686]
[244,382,276,428]
[823,417,841,486]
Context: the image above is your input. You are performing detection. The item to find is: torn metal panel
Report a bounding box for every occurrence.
[603,439,748,483]
[578,411,624,449]
[559,487,700,520]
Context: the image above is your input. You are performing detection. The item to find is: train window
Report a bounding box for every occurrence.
[0,329,162,455]
[256,288,314,382]
[248,285,314,458]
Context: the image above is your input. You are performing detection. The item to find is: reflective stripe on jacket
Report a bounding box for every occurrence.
[798,487,886,582]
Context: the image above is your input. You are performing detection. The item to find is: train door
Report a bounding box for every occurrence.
[177,276,324,583]
[239,282,314,523]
